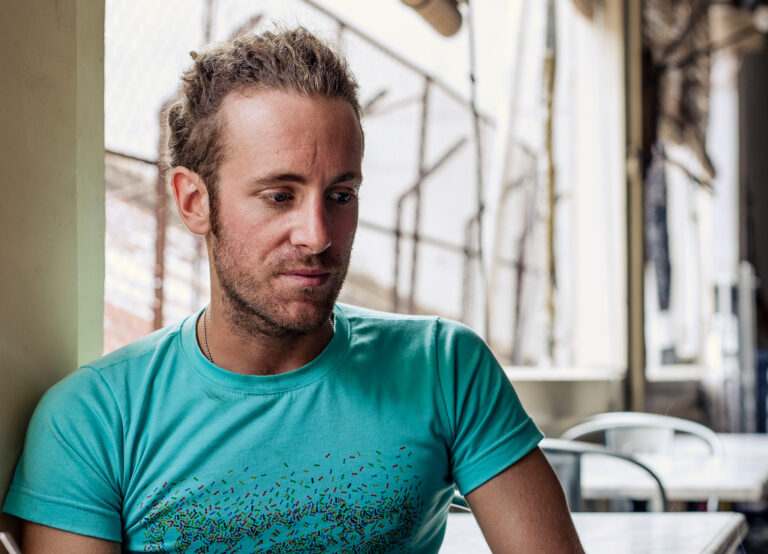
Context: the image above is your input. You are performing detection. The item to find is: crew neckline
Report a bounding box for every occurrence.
[179,304,350,394]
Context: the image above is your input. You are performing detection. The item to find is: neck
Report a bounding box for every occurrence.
[197,300,335,376]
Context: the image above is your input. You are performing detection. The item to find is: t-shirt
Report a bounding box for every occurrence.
[3,304,542,553]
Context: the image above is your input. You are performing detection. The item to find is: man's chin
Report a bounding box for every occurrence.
[255,300,336,337]
[218,274,342,338]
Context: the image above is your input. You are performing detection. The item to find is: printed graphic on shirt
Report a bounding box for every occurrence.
[140,446,425,552]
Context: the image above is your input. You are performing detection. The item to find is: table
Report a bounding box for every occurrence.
[581,453,768,503]
[440,512,749,554]
[675,433,768,458]
[580,433,768,504]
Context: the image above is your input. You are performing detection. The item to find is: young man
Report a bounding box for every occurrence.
[4,28,582,553]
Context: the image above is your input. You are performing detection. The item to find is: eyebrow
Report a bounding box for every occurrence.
[252,171,362,187]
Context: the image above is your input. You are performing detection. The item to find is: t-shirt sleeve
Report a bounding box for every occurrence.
[2,367,124,542]
[435,319,543,495]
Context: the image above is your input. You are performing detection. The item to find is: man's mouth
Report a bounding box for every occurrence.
[280,268,331,287]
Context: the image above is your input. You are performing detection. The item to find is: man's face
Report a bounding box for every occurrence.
[209,89,363,337]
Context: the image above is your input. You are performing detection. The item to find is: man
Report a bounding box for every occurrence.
[3,28,582,553]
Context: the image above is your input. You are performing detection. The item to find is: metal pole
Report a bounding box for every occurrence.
[152,105,169,330]
[203,0,216,43]
[543,0,557,360]
[465,0,489,336]
[462,218,475,321]
[408,77,431,313]
[392,136,466,313]
[624,0,646,411]
[393,204,403,312]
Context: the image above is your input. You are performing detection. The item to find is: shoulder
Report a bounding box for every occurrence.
[92,318,186,374]
[337,302,437,326]
[337,302,475,340]
[37,317,190,417]
[336,303,490,371]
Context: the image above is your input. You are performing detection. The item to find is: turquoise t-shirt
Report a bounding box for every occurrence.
[3,304,542,552]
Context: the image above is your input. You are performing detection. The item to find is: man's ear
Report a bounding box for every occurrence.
[170,167,211,235]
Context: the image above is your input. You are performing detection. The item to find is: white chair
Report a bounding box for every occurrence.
[560,412,724,510]
[541,437,669,512]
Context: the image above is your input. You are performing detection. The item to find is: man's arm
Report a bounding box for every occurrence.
[21,521,119,554]
[464,447,584,553]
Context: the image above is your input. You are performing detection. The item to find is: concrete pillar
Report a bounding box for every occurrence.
[0,0,105,517]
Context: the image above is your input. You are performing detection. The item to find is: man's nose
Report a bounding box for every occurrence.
[291,196,332,254]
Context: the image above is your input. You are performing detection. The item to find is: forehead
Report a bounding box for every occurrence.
[218,89,363,162]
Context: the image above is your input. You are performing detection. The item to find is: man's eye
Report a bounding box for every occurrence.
[329,191,355,203]
[268,192,291,203]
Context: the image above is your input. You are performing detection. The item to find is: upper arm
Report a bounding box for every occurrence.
[436,321,544,494]
[22,521,120,554]
[3,370,124,541]
[464,447,584,554]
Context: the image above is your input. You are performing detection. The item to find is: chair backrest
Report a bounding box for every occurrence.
[0,532,22,554]
[560,412,723,511]
[540,437,669,512]
[560,412,724,458]
[450,487,471,512]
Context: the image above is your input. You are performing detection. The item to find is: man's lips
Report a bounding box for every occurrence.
[279,268,331,287]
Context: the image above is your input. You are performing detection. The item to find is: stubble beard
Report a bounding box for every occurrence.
[210,225,351,340]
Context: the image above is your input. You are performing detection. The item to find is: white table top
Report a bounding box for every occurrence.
[676,432,768,457]
[441,512,749,554]
[580,433,768,503]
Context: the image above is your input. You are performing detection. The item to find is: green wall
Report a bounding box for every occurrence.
[0,0,105,522]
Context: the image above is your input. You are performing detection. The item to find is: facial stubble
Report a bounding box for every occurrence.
[210,220,352,340]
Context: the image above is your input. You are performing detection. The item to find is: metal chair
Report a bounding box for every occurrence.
[560,412,724,510]
[450,488,471,513]
[541,437,669,512]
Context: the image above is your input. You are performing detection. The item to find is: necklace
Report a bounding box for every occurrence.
[202,307,213,363]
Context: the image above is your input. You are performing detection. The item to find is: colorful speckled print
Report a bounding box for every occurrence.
[140,447,424,552]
